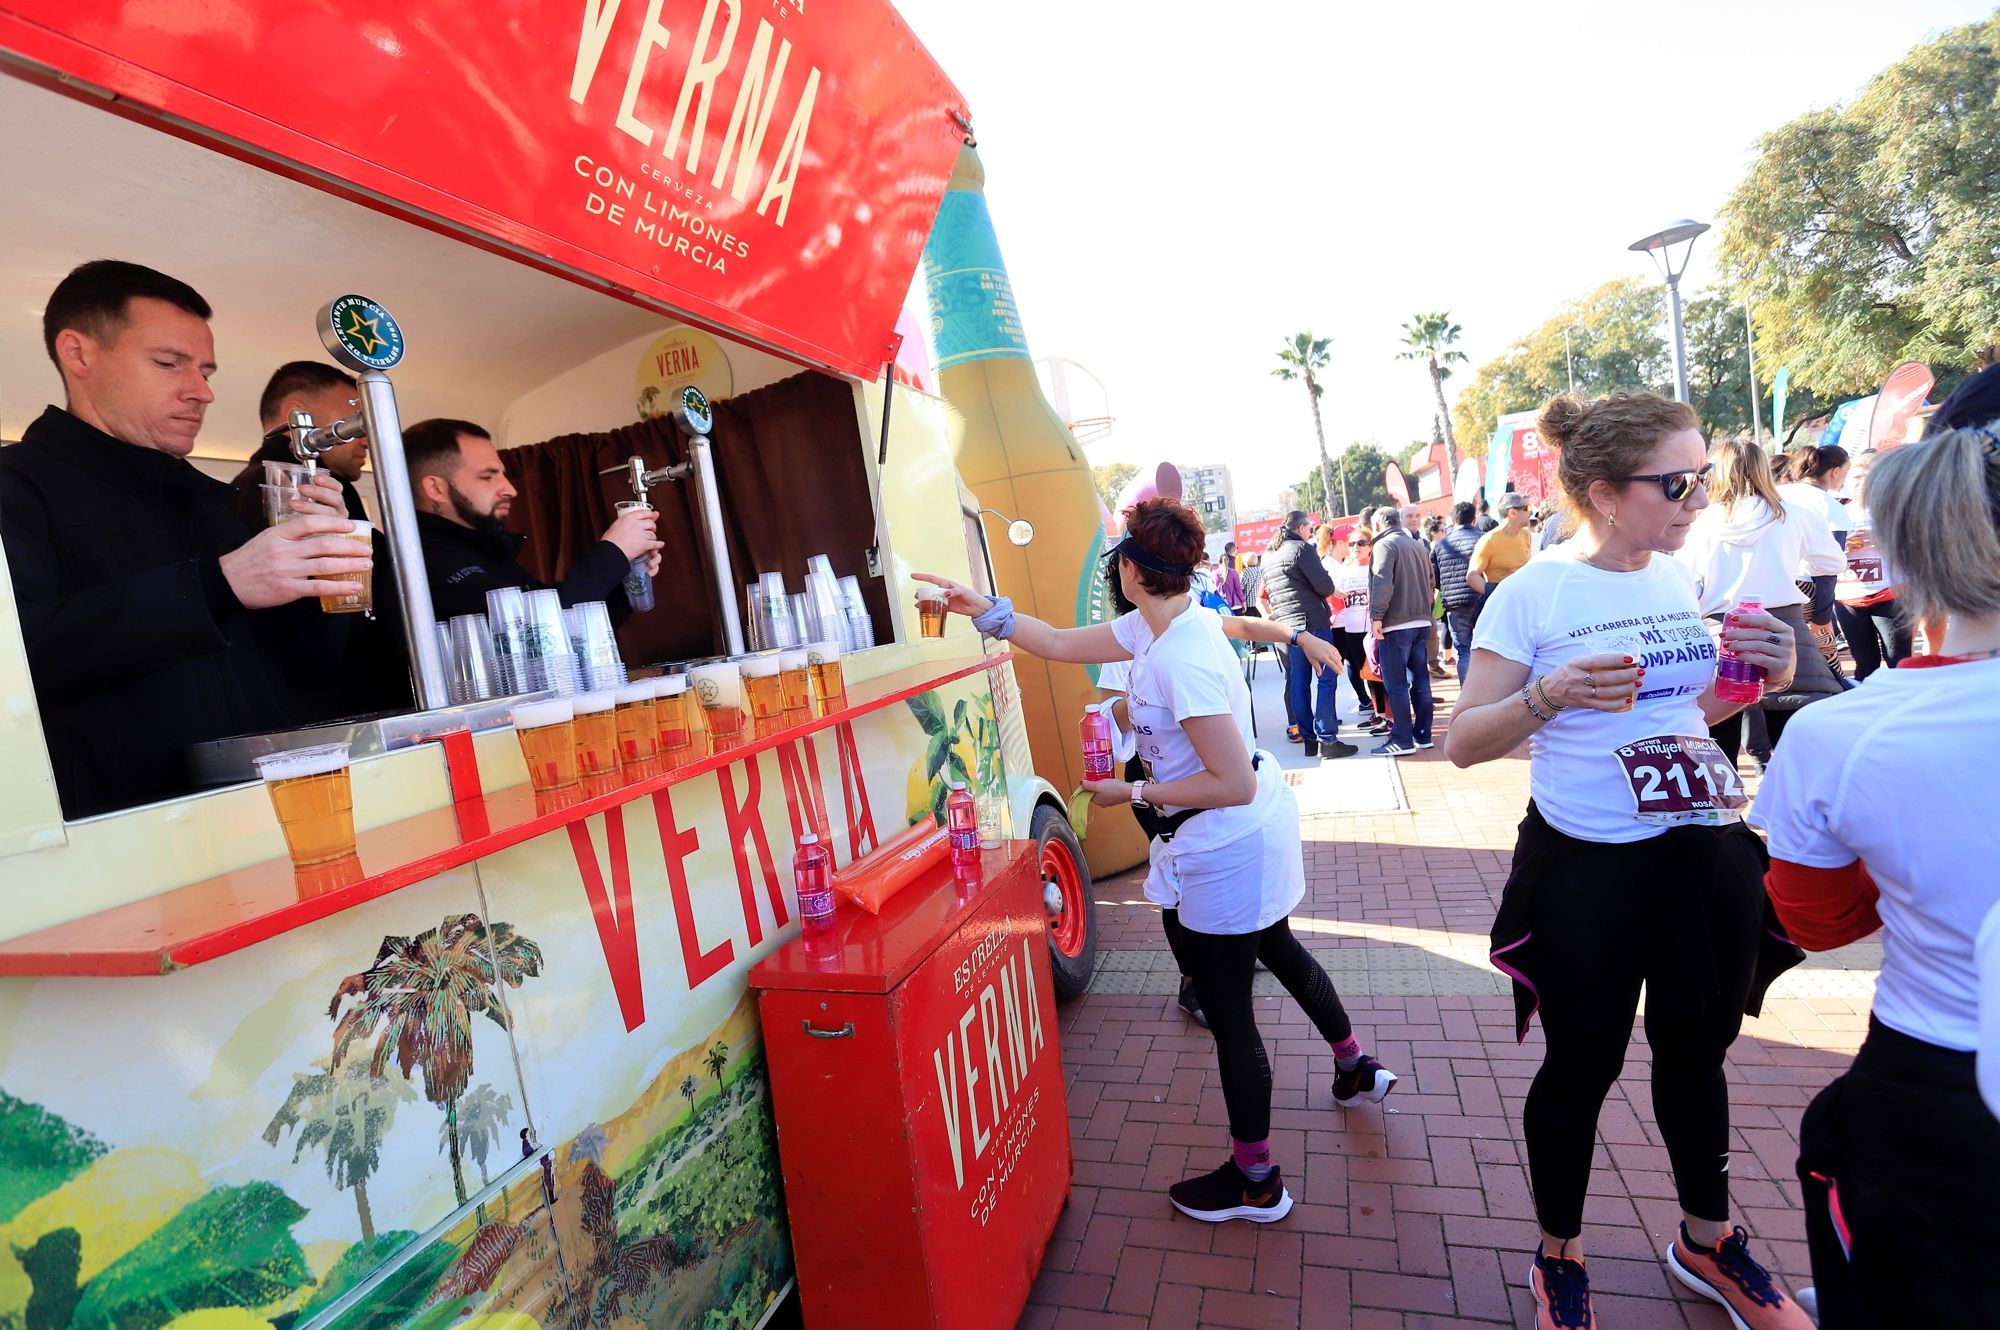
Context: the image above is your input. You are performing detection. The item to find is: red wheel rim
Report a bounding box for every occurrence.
[1042,836,1087,958]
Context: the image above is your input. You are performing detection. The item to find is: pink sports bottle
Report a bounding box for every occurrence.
[1714,599,1767,705]
[1081,705,1115,781]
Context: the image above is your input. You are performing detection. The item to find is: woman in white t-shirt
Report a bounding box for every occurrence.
[1833,450,1914,679]
[1751,425,2000,1328]
[1330,528,1390,735]
[916,498,1394,1227]
[1444,393,1808,1330]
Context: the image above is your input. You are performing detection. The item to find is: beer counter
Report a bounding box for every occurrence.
[0,651,1013,976]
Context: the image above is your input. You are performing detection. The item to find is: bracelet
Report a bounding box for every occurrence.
[1533,675,1568,714]
[1520,681,1556,723]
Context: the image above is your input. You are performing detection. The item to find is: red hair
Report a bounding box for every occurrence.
[1121,497,1205,597]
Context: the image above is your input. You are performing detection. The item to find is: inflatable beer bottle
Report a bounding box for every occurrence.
[922,145,1148,878]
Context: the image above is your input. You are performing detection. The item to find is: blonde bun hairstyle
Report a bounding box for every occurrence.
[1537,391,1699,527]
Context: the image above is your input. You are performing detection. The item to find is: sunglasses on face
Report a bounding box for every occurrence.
[1614,461,1714,502]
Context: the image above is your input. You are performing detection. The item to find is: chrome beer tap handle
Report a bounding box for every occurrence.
[597,455,692,502]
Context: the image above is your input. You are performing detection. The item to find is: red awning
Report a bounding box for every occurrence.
[0,0,967,379]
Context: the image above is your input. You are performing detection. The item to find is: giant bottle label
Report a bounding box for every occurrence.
[922,190,1031,368]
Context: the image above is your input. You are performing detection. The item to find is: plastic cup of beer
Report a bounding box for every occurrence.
[615,682,659,766]
[572,689,621,779]
[689,662,747,748]
[805,639,845,716]
[740,654,786,734]
[316,520,375,615]
[654,674,698,761]
[779,648,813,719]
[512,698,579,793]
[917,587,949,638]
[254,743,356,867]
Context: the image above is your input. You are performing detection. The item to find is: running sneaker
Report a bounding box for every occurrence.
[1367,717,1393,735]
[1332,1055,1398,1106]
[1665,1224,1814,1330]
[1371,740,1417,757]
[1319,740,1358,760]
[1414,738,1435,750]
[1167,1159,1292,1223]
[1529,1245,1593,1329]
[1177,977,1210,1029]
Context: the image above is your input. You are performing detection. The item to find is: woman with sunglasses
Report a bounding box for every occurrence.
[1446,393,1809,1330]
[917,498,1395,1225]
[1332,526,1391,735]
[1752,424,2000,1328]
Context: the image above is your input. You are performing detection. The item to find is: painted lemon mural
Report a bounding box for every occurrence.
[901,686,1004,829]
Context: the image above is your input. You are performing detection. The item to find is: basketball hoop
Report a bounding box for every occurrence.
[1068,415,1115,446]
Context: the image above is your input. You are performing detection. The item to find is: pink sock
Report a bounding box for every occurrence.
[1332,1036,1363,1068]
[1231,1137,1272,1178]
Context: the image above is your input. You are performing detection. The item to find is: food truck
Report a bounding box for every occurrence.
[0,4,1101,1326]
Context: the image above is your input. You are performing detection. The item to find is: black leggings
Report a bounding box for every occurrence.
[1163,910,1354,1143]
[1797,1019,2000,1328]
[1330,627,1386,716]
[1505,817,1765,1238]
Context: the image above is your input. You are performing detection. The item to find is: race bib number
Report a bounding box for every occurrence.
[1613,735,1748,826]
[1843,553,1884,586]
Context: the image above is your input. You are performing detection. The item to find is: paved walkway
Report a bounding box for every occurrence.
[1023,658,1876,1329]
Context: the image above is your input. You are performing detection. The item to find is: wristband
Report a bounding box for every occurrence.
[970,595,1017,641]
[1533,675,1567,714]
[1520,681,1555,723]
[1289,628,1303,649]
[1130,780,1149,808]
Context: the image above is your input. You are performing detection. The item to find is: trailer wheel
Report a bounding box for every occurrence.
[1034,803,1095,999]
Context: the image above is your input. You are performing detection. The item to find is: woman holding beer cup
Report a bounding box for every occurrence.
[1444,392,1808,1330]
[915,497,1394,1226]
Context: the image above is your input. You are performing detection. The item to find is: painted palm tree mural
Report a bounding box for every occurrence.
[679,1076,698,1111]
[262,1057,416,1244]
[327,914,544,1208]
[444,1084,515,1223]
[704,1042,729,1084]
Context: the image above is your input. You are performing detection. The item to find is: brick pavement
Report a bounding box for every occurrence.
[1021,672,1875,1330]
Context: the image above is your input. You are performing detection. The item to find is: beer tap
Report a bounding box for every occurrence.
[600,455,692,504]
[284,407,366,484]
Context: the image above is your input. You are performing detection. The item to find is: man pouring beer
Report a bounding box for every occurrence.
[227,360,372,529]
[0,260,372,817]
[402,418,662,622]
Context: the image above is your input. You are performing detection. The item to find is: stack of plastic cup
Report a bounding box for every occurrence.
[486,587,530,693]
[447,614,501,703]
[436,625,457,694]
[524,589,582,695]
[839,575,875,650]
[789,592,819,645]
[805,556,844,651]
[756,572,796,648]
[565,602,627,692]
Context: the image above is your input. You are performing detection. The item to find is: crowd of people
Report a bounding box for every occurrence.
[926,368,1998,1330]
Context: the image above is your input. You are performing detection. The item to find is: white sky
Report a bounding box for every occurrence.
[893,0,1994,514]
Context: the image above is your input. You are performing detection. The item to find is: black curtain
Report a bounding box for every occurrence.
[502,370,890,668]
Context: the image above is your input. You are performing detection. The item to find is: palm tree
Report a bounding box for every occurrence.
[264,1057,416,1245]
[704,1042,729,1084]
[679,1075,698,1112]
[1398,312,1470,476]
[329,914,544,1208]
[446,1083,514,1222]
[1272,332,1345,516]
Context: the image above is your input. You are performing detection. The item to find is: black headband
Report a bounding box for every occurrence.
[1112,537,1194,577]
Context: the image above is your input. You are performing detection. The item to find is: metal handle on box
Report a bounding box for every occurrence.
[801,1020,855,1040]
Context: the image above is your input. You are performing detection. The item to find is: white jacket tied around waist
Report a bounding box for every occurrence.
[1142,752,1306,935]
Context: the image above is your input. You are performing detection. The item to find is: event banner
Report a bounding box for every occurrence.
[0,0,967,379]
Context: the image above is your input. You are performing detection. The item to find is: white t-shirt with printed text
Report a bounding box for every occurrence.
[1333,563,1372,634]
[1473,547,1729,844]
[1750,658,2000,1052]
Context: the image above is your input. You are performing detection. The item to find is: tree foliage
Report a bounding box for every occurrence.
[1721,14,2000,392]
[0,1093,105,1225]
[1453,278,1671,451]
[1292,444,1397,520]
[1089,463,1136,513]
[70,1184,311,1330]
[1273,332,1340,515]
[1397,311,1469,472]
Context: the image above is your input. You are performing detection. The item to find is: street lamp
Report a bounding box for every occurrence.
[1628,219,1710,404]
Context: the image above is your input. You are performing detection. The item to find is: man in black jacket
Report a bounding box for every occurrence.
[227,361,371,530]
[0,260,372,817]
[403,419,661,623]
[1261,509,1354,759]
[1429,500,1487,684]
